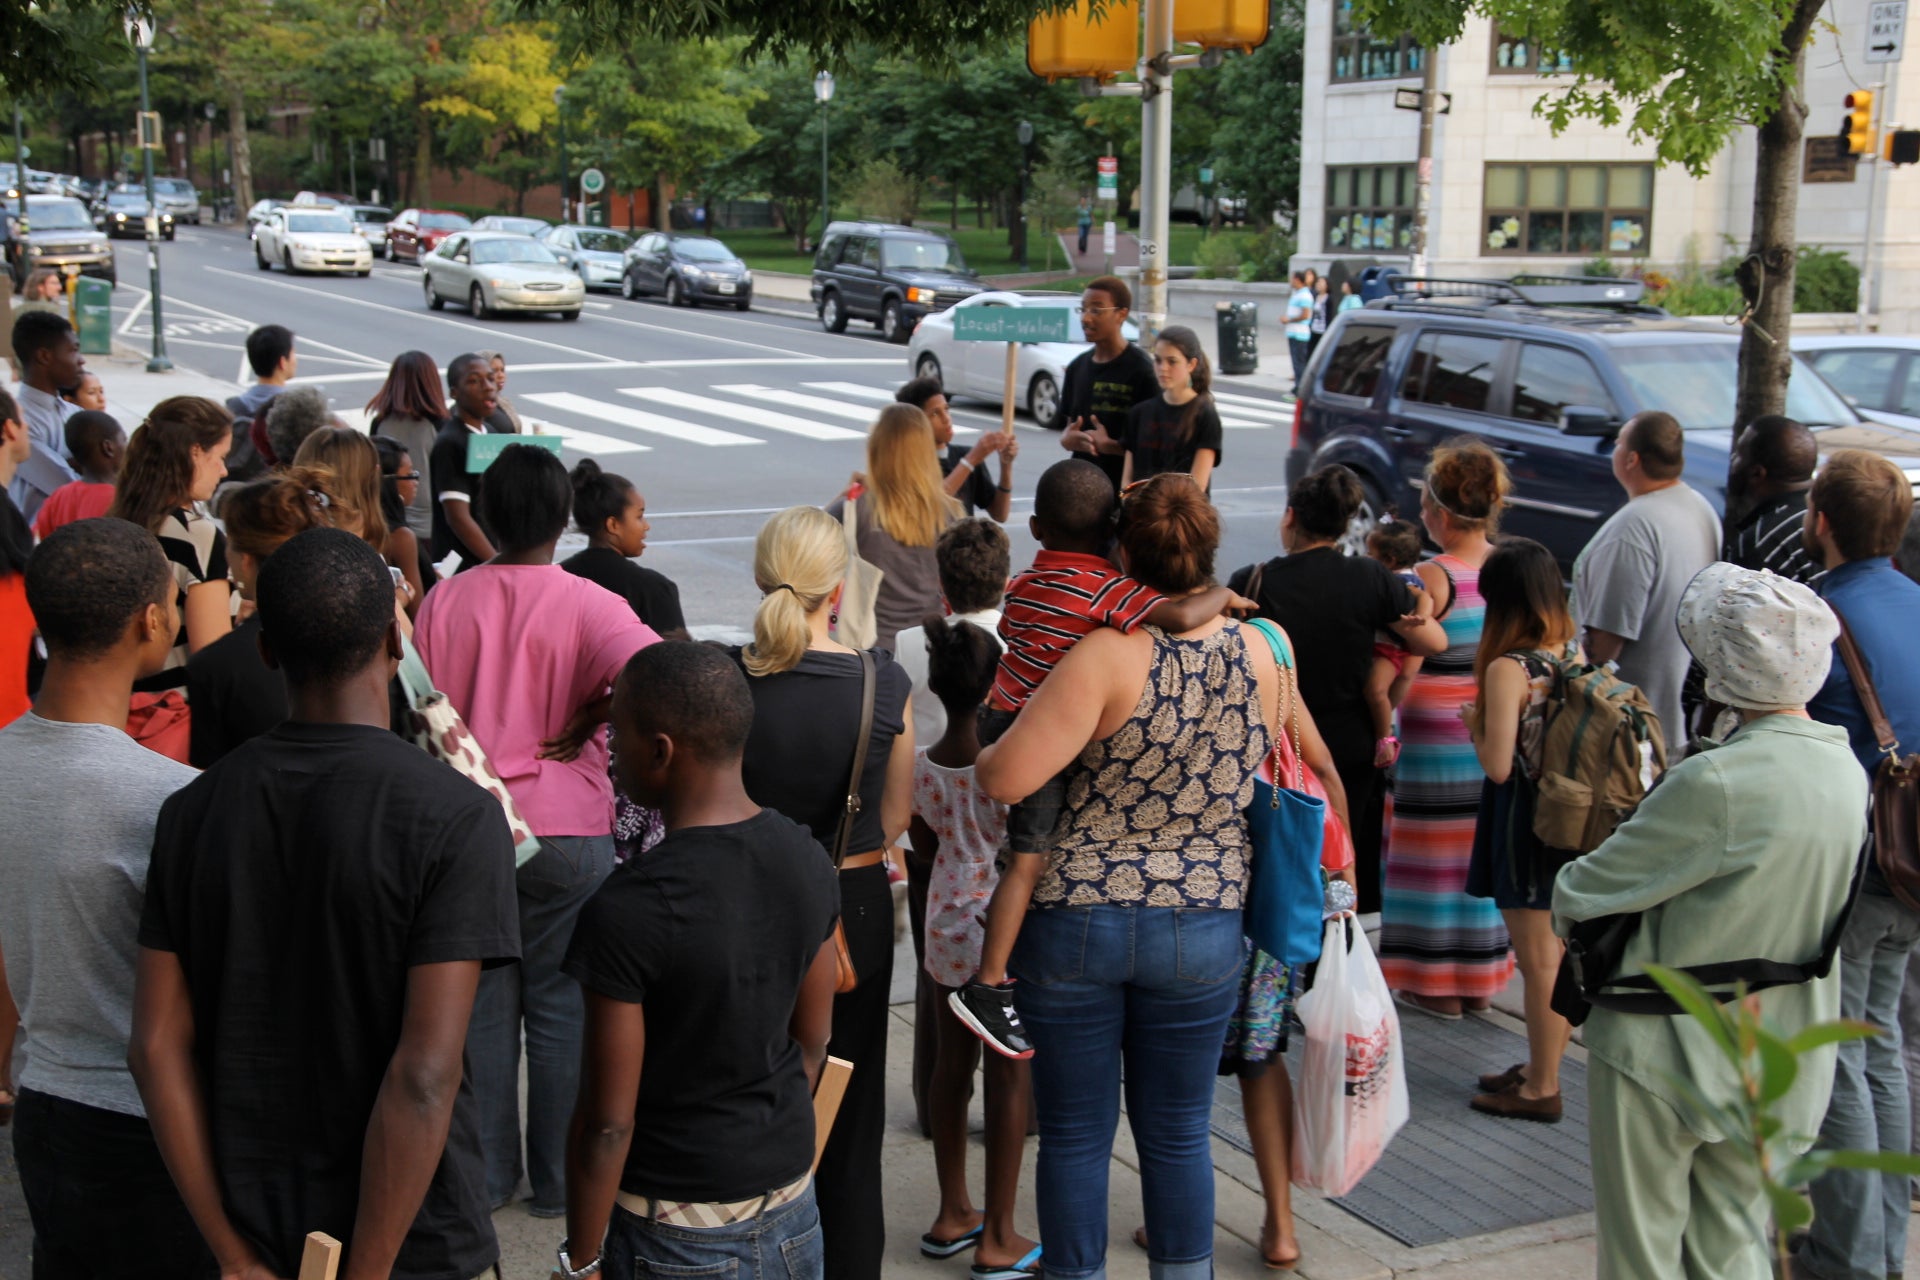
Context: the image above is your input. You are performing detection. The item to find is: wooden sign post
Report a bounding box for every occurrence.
[298,1233,342,1280]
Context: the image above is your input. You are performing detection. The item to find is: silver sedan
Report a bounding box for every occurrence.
[422,231,585,320]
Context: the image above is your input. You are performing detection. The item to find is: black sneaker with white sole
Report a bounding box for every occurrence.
[949,980,1035,1060]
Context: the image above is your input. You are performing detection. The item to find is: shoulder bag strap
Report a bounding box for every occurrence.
[1246,559,1265,603]
[1833,609,1901,757]
[831,651,878,870]
[1246,617,1306,791]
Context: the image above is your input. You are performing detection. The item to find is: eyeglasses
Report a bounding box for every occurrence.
[1078,305,1119,316]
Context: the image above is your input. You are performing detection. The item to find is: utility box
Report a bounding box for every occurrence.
[1215,299,1259,376]
[73,276,113,355]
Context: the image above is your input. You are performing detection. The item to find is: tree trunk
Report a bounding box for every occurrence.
[412,98,434,206]
[653,173,670,231]
[228,90,253,214]
[1733,0,1824,440]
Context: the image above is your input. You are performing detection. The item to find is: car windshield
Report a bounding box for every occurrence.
[882,237,965,272]
[576,230,630,253]
[31,201,94,230]
[154,179,191,194]
[485,218,546,234]
[1613,343,1858,429]
[106,193,148,208]
[420,213,470,231]
[673,238,737,262]
[286,214,354,234]
[472,239,559,265]
[353,208,393,224]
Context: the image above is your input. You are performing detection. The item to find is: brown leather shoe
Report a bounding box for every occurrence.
[1470,1088,1563,1123]
[1477,1063,1526,1093]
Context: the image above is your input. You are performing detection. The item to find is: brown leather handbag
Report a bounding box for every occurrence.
[829,651,878,993]
[1834,613,1920,910]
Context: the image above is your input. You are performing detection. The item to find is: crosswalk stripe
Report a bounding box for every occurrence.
[716,384,878,423]
[621,387,866,441]
[521,392,759,447]
[1211,391,1294,419]
[1220,417,1274,430]
[530,422,652,455]
[804,381,894,402]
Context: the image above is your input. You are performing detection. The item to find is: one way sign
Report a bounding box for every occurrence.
[1867,0,1906,63]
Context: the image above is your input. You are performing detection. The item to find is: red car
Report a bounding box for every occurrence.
[386,208,472,263]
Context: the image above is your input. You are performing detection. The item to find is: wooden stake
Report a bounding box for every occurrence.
[811,1056,855,1174]
[1001,341,1019,438]
[297,1233,342,1280]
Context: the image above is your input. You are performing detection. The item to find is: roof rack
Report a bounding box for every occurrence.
[1386,274,1647,307]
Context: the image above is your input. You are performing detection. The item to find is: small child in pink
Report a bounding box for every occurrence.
[1364,518,1429,767]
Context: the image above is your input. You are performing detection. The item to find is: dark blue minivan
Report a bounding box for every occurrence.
[1284,277,1889,568]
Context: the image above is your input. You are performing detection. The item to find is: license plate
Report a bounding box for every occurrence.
[717,282,736,294]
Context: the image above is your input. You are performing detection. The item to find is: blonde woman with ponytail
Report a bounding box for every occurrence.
[732,504,917,1280]
[826,403,962,652]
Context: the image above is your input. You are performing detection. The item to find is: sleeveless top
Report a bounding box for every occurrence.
[1033,624,1271,911]
[1424,555,1484,679]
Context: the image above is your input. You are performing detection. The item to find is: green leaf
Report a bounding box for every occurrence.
[1765,1180,1814,1234]
[1786,1021,1887,1055]
[1755,1027,1799,1105]
[1645,964,1741,1063]
[1816,1149,1920,1176]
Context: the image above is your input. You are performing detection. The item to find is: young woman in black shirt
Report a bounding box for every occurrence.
[561,459,687,638]
[1121,325,1223,492]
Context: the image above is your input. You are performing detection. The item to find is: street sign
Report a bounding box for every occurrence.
[368,138,387,163]
[1097,154,1118,201]
[1804,135,1859,183]
[953,307,1074,343]
[1394,87,1453,114]
[467,432,564,472]
[1103,221,1116,256]
[1199,166,1214,185]
[1868,0,1906,61]
[137,111,163,149]
[580,167,606,196]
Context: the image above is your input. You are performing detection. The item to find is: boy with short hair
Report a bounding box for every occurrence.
[562,641,840,1280]
[950,458,1242,1056]
[1058,275,1158,492]
[32,410,126,538]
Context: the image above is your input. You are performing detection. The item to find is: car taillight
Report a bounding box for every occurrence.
[1291,397,1304,449]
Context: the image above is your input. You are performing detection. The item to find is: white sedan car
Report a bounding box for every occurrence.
[253,207,373,276]
[1793,334,1920,432]
[906,291,1138,431]
[423,231,585,319]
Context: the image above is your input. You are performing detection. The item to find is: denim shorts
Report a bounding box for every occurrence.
[979,704,1068,855]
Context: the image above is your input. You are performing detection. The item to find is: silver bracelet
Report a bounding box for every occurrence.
[557,1241,602,1280]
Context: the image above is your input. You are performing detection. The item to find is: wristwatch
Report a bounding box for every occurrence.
[557,1241,602,1280]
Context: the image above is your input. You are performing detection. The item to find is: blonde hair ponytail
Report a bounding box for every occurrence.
[744,505,848,677]
[867,403,960,548]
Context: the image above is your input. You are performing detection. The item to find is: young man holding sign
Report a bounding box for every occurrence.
[430,352,505,573]
[1057,276,1159,493]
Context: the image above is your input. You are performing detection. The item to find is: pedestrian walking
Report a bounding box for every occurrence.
[1284,272,1313,388]
[897,375,1016,522]
[1076,199,1092,255]
[1379,438,1517,1015]
[1555,563,1863,1280]
[1121,324,1222,491]
[1058,276,1159,492]
[563,458,687,636]
[9,308,82,519]
[31,410,123,539]
[367,349,448,545]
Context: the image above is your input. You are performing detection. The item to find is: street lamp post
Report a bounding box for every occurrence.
[553,85,568,224]
[814,71,834,251]
[202,102,216,217]
[1016,120,1034,271]
[127,10,171,372]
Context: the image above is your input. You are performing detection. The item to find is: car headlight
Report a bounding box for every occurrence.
[906,287,937,303]
[490,278,511,288]
[740,270,752,285]
[680,266,703,279]
[113,212,127,222]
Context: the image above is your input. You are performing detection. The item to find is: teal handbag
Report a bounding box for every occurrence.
[1243,618,1328,967]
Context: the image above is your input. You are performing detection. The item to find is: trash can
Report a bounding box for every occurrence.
[585,203,606,227]
[1215,299,1259,376]
[1358,265,1403,303]
[73,276,113,356]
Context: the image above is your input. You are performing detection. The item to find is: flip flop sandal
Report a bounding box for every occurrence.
[970,1245,1043,1279]
[920,1224,984,1259]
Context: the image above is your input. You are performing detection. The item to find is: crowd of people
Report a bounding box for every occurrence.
[0,276,1918,1280]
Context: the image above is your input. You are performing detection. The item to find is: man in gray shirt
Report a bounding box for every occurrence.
[1572,410,1722,744]
[0,517,208,1278]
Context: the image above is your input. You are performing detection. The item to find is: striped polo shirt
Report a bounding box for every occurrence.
[987,550,1164,713]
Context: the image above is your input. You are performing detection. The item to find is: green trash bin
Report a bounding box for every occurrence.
[74,276,113,356]
[1215,299,1259,376]
[585,203,606,227]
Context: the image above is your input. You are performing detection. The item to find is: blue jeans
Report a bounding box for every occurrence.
[1802,890,1920,1280]
[603,1184,823,1280]
[468,833,615,1215]
[1011,905,1244,1280]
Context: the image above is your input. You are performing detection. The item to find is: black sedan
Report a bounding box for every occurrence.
[620,232,752,309]
[95,188,176,240]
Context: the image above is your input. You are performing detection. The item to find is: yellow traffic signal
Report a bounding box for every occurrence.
[1174,0,1271,50]
[1028,0,1141,82]
[1844,90,1876,156]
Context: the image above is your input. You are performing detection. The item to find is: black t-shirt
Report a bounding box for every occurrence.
[185,614,288,768]
[1123,394,1224,487]
[138,723,522,1280]
[1228,548,1417,764]
[940,443,997,517]
[733,647,911,854]
[428,417,492,573]
[561,546,687,635]
[1062,344,1160,491]
[562,809,839,1201]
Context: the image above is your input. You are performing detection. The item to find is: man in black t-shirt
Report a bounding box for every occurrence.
[562,641,839,1280]
[131,529,521,1280]
[430,352,503,572]
[1058,275,1160,492]
[897,375,1017,521]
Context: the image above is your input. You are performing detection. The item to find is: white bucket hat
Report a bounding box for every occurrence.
[1678,562,1838,712]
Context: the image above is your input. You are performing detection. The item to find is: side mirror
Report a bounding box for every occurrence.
[1561,405,1620,438]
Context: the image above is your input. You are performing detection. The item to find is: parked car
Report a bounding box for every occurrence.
[252,205,372,275]
[907,291,1137,431]
[540,224,632,291]
[290,191,345,207]
[2,195,115,286]
[93,187,175,240]
[470,214,549,237]
[151,177,200,224]
[810,220,983,342]
[386,209,472,263]
[1287,275,1905,567]
[1793,335,1920,433]
[620,232,751,308]
[422,230,584,319]
[245,198,287,231]
[346,204,394,256]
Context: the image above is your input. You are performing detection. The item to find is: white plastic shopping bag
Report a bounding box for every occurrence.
[1291,917,1410,1195]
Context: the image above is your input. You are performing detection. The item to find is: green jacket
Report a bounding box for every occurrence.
[1551,715,1868,1141]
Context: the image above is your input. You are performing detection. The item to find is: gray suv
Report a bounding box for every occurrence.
[152,177,200,225]
[810,220,982,343]
[3,195,115,286]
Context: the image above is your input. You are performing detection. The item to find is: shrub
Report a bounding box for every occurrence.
[1239,223,1297,283]
[1794,246,1859,314]
[1194,233,1244,280]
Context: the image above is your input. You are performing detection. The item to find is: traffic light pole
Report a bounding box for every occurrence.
[1859,77,1891,333]
[136,42,172,372]
[1138,0,1173,346]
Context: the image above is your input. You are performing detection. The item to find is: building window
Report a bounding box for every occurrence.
[1331,0,1423,83]
[1483,163,1652,255]
[1490,25,1573,74]
[1327,164,1416,253]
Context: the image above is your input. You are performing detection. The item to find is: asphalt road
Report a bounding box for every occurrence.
[103,226,1296,634]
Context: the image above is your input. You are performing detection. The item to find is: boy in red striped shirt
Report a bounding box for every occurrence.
[951,460,1242,1058]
